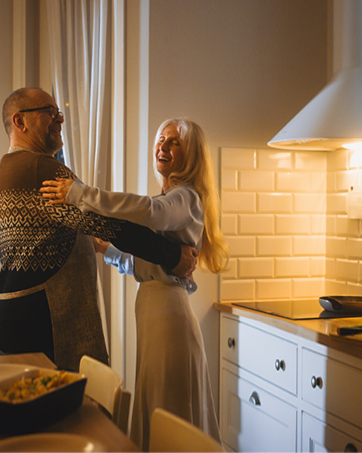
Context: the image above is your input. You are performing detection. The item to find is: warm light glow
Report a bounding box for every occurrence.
[349,149,362,168]
[342,142,362,151]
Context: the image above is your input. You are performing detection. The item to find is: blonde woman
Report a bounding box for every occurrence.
[41,119,229,451]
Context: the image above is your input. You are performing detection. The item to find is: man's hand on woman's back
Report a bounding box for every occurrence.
[171,245,198,279]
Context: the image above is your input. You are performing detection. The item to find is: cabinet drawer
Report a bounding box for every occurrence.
[302,348,362,428]
[221,368,297,452]
[222,316,298,395]
[302,412,362,452]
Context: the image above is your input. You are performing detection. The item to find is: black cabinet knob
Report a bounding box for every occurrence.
[275,359,286,371]
[227,337,235,348]
[344,443,358,452]
[311,376,323,389]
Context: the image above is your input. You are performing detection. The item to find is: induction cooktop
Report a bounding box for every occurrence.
[232,298,362,320]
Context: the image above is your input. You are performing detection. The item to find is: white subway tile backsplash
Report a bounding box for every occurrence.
[335,259,359,282]
[310,257,325,276]
[292,278,325,298]
[222,169,238,190]
[258,193,292,213]
[327,148,348,171]
[226,236,255,257]
[336,216,359,237]
[257,236,292,256]
[293,193,326,213]
[257,150,292,170]
[348,149,362,169]
[238,214,274,235]
[310,215,326,234]
[275,257,309,277]
[276,172,310,192]
[336,170,359,192]
[325,237,347,257]
[222,148,255,169]
[326,193,347,214]
[220,147,362,302]
[295,152,326,171]
[222,258,238,279]
[347,238,362,259]
[347,283,362,296]
[239,171,274,191]
[325,258,336,279]
[256,279,291,300]
[220,279,255,301]
[238,258,274,278]
[275,215,310,235]
[310,172,327,192]
[325,215,336,235]
[324,279,348,295]
[222,192,255,213]
[221,214,238,235]
[293,236,325,256]
[326,172,336,193]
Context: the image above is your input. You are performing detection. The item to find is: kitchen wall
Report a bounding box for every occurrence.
[147,0,330,414]
[0,0,43,159]
[0,0,13,158]
[221,147,326,300]
[220,147,362,301]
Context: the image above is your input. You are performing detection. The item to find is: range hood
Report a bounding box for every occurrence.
[268,0,362,152]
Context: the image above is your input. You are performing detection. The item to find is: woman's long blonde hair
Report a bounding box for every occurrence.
[153,119,229,274]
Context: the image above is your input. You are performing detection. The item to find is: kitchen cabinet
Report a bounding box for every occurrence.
[221,368,297,452]
[222,316,298,395]
[217,306,362,452]
[302,413,362,452]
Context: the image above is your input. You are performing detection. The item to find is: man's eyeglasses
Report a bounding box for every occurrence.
[19,105,64,120]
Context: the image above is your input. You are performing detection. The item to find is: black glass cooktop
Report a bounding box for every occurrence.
[232,298,362,320]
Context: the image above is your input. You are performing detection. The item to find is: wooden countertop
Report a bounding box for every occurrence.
[214,301,362,359]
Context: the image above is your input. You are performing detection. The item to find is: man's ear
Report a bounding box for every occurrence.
[13,112,26,132]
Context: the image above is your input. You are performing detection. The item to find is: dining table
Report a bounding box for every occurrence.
[0,352,140,452]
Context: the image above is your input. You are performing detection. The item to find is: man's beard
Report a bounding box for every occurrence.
[45,131,63,154]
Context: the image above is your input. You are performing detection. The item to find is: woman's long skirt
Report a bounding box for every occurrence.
[130,280,221,451]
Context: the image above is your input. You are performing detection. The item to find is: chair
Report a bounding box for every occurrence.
[79,355,131,434]
[149,408,224,452]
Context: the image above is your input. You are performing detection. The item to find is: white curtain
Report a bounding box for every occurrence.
[46,0,113,351]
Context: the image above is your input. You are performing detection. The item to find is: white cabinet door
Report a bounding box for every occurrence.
[222,316,298,395]
[221,368,297,452]
[302,348,362,428]
[302,412,362,452]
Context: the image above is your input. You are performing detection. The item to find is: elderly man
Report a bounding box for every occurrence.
[0,87,197,371]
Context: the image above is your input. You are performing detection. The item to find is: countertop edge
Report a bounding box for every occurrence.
[214,301,362,359]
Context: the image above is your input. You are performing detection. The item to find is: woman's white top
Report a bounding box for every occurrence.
[66,180,204,294]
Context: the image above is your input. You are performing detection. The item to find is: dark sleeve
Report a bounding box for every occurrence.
[110,221,181,270]
[44,203,181,270]
[37,156,181,270]
[37,157,180,269]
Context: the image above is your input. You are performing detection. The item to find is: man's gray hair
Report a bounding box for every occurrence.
[2,87,42,137]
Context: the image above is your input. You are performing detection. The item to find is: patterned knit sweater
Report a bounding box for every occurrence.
[0,149,181,370]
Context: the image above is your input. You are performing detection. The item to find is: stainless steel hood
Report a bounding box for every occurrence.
[268,0,362,152]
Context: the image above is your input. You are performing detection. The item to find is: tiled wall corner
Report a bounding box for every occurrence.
[220,147,327,301]
[220,147,362,302]
[325,149,362,295]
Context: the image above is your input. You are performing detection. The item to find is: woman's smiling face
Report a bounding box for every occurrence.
[154,124,186,188]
